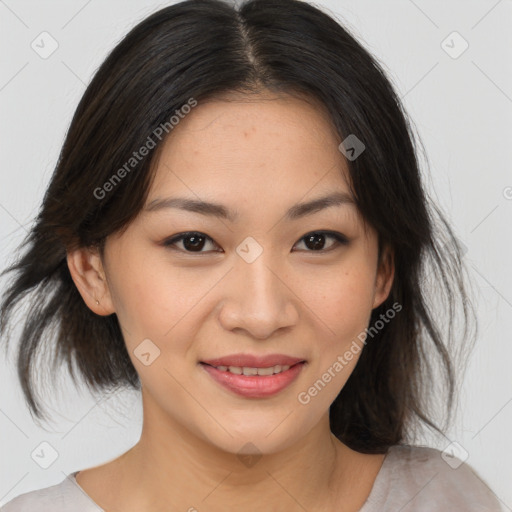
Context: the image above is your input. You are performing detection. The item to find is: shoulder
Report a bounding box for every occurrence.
[0,472,104,512]
[390,445,503,510]
[364,444,503,511]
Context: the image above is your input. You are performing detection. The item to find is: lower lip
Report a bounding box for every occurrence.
[200,362,305,398]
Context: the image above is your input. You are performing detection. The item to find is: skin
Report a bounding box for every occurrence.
[67,91,395,512]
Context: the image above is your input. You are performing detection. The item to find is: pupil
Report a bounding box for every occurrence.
[184,234,205,251]
[305,233,325,250]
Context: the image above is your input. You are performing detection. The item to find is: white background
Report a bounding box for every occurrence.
[0,0,511,509]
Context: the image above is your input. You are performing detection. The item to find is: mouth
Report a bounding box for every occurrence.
[199,359,306,398]
[201,362,300,376]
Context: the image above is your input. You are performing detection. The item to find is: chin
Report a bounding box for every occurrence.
[196,414,312,458]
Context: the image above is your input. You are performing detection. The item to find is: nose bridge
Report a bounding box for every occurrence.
[218,240,298,338]
[239,251,282,306]
[236,235,282,297]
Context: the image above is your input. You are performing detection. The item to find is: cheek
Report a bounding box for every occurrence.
[294,268,374,412]
[107,250,200,337]
[108,257,227,379]
[294,262,376,341]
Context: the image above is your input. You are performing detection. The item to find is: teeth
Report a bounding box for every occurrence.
[218,364,292,375]
[256,367,275,376]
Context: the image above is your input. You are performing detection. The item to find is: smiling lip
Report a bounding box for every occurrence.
[200,353,306,398]
[201,362,305,398]
[201,353,305,368]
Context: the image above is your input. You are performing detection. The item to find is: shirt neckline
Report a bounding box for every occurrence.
[67,472,106,511]
[359,445,397,510]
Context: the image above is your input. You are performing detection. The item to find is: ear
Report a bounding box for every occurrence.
[66,246,115,316]
[372,243,395,310]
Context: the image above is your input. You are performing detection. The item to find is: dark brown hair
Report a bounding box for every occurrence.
[0,0,474,453]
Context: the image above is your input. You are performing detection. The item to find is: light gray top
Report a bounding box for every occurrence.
[1,444,504,511]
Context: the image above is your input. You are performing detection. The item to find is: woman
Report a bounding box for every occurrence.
[0,0,502,510]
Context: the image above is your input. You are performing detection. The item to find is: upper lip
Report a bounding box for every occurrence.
[201,353,306,368]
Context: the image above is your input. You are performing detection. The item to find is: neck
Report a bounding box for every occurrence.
[114,396,365,511]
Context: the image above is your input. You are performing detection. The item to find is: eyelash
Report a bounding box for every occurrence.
[162,230,349,254]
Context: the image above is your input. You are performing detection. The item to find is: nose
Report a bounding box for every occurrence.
[217,252,299,340]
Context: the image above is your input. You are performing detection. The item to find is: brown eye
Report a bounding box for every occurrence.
[294,231,348,252]
[163,232,220,253]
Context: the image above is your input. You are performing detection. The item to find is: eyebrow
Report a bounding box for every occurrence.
[144,191,355,222]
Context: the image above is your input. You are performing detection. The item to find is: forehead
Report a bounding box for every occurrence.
[148,92,353,209]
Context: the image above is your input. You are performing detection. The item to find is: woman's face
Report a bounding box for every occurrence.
[78,92,393,455]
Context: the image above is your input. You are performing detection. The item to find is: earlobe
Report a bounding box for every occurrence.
[372,245,395,310]
[66,247,114,315]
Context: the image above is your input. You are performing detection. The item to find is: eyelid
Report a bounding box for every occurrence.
[161,230,349,253]
[162,231,221,253]
[292,230,349,252]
